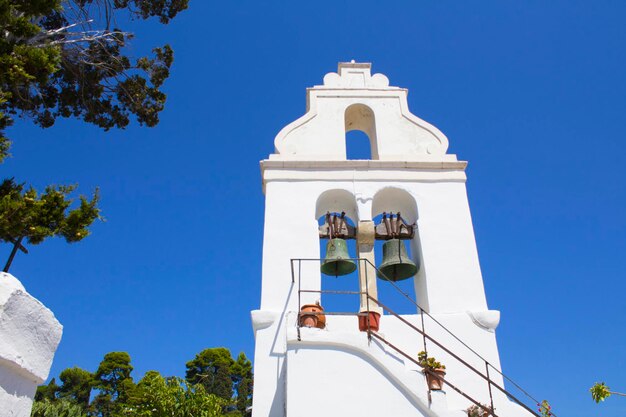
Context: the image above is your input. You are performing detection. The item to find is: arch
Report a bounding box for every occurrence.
[345,103,379,159]
[371,187,425,310]
[315,189,358,223]
[371,187,418,224]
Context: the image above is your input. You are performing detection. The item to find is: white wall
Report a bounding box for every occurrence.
[252,62,520,417]
[0,273,63,417]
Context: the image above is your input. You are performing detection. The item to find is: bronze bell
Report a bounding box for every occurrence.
[377,238,418,281]
[320,238,356,276]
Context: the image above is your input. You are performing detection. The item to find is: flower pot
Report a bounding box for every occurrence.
[468,405,493,417]
[358,311,381,332]
[424,368,446,390]
[300,303,326,329]
[299,313,318,327]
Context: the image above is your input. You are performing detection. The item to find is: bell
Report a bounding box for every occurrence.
[377,239,418,281]
[320,238,356,276]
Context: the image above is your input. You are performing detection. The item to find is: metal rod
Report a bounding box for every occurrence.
[364,258,372,342]
[368,331,500,417]
[299,289,365,295]
[289,257,547,417]
[420,306,428,358]
[4,236,23,273]
[297,259,302,341]
[369,295,542,417]
[486,361,495,415]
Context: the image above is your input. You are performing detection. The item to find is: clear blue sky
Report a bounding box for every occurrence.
[3,1,626,416]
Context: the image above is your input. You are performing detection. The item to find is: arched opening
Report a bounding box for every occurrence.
[346,130,372,160]
[345,103,378,160]
[315,190,360,316]
[371,187,425,313]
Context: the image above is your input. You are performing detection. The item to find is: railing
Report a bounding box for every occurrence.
[290,258,553,417]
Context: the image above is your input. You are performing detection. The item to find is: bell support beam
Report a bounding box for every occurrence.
[356,221,382,314]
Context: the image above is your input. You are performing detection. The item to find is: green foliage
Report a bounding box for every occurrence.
[92,352,135,417]
[537,400,552,417]
[34,349,251,417]
[185,347,237,401]
[185,347,253,414]
[124,371,225,417]
[0,178,100,245]
[0,0,189,162]
[231,352,253,415]
[58,367,94,409]
[417,351,445,370]
[590,382,612,403]
[31,398,86,417]
[35,378,60,402]
[0,1,189,263]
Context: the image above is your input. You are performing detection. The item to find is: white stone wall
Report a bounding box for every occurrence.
[0,273,63,417]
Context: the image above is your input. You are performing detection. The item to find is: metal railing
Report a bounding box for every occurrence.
[290,258,553,417]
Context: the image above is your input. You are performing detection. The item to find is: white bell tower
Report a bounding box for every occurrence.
[251,62,534,417]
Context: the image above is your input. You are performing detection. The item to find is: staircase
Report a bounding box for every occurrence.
[288,258,553,417]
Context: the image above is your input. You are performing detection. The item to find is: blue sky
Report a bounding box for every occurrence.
[3,1,626,416]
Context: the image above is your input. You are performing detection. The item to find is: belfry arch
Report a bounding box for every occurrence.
[345,103,378,159]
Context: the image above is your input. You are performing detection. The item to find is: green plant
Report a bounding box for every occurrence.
[590,382,626,403]
[31,399,86,417]
[591,382,611,403]
[417,351,445,370]
[537,400,552,417]
[467,403,494,417]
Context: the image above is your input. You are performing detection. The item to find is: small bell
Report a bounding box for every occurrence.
[377,238,418,281]
[320,238,357,276]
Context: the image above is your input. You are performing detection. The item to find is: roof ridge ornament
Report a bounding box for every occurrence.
[322,61,391,89]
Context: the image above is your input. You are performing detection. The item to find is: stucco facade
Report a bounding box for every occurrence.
[252,62,528,417]
[0,273,63,417]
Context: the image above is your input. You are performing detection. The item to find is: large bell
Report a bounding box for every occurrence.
[320,238,357,276]
[377,239,418,281]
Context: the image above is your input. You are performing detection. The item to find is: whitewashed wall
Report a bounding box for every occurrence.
[252,63,524,417]
[0,273,63,417]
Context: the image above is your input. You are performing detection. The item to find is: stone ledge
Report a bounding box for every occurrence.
[0,273,63,383]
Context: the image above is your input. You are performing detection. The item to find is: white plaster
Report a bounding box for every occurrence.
[252,62,529,417]
[251,310,280,333]
[0,272,63,417]
[467,310,501,332]
[273,62,450,161]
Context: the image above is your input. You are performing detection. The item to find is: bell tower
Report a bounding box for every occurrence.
[251,62,532,417]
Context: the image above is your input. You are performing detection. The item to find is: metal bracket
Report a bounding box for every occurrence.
[318,212,356,240]
[374,212,415,240]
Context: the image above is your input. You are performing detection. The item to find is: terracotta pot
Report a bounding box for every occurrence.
[424,368,446,390]
[358,311,381,332]
[300,304,326,329]
[299,313,318,327]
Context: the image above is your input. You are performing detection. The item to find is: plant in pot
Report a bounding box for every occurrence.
[418,351,446,390]
[537,400,552,417]
[467,403,494,417]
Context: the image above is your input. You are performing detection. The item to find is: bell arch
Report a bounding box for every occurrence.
[371,187,427,311]
[371,187,418,223]
[315,189,360,313]
[345,103,379,160]
[315,189,358,223]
